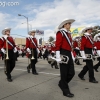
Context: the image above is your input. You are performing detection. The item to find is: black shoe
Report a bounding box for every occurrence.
[7,78,13,82]
[78,74,85,80]
[55,66,59,69]
[89,80,98,83]
[32,72,38,75]
[69,92,74,96]
[63,92,74,97]
[94,68,99,72]
[27,67,30,73]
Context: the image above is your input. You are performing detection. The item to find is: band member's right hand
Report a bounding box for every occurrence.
[97,50,100,56]
[80,51,86,59]
[56,58,61,62]
[71,52,75,61]
[56,51,61,62]
[27,48,31,54]
[1,48,6,54]
[94,46,97,49]
[76,47,80,50]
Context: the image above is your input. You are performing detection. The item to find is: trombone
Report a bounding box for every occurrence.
[4,38,9,74]
[6,38,9,60]
[31,48,35,60]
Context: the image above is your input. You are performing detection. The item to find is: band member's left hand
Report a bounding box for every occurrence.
[14,47,17,53]
[71,52,75,61]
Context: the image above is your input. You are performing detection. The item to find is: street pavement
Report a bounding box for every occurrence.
[0,57,100,100]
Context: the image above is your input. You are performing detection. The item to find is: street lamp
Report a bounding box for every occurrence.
[18,14,29,34]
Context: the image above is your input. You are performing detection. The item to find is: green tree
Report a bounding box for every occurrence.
[48,36,54,42]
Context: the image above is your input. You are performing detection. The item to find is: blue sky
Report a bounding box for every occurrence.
[0,0,100,41]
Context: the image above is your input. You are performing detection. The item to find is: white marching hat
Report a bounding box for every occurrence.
[94,33,100,41]
[2,27,11,35]
[58,19,75,29]
[28,29,36,35]
[72,34,80,41]
[82,26,93,33]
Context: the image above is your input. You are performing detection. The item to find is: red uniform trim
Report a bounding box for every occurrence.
[55,31,72,51]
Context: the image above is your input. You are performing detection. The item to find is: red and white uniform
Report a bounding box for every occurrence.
[56,30,72,51]
[73,41,78,49]
[0,36,16,50]
[55,28,75,61]
[80,34,93,51]
[94,41,100,50]
[0,37,4,50]
[26,37,38,49]
[80,32,94,59]
[51,44,56,53]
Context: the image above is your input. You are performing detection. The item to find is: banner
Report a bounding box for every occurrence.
[36,29,44,35]
[71,26,85,37]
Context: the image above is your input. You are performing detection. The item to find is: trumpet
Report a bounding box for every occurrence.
[6,38,9,60]
[31,48,35,60]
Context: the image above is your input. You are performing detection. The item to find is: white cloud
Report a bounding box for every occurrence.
[0,12,10,28]
[0,0,100,40]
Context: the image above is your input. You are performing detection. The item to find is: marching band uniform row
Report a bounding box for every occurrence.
[0,19,100,98]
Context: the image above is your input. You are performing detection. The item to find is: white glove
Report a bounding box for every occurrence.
[56,58,61,62]
[3,35,8,39]
[97,37,100,41]
[37,48,40,54]
[1,48,6,54]
[56,51,61,62]
[43,48,46,51]
[94,46,97,49]
[52,51,55,53]
[71,52,75,61]
[27,48,31,54]
[80,51,86,59]
[97,50,100,56]
[14,47,17,53]
[76,47,80,50]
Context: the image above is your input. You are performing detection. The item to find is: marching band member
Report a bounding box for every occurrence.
[26,30,38,75]
[0,28,17,82]
[73,35,81,65]
[78,26,98,83]
[38,44,42,59]
[55,19,75,97]
[93,33,100,72]
[21,46,26,57]
[43,42,49,60]
[50,43,59,69]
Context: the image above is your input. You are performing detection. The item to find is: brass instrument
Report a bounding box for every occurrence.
[6,38,9,60]
[4,38,9,74]
[50,54,69,64]
[76,54,92,60]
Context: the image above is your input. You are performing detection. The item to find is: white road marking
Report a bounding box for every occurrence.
[0,66,82,76]
[0,67,60,76]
